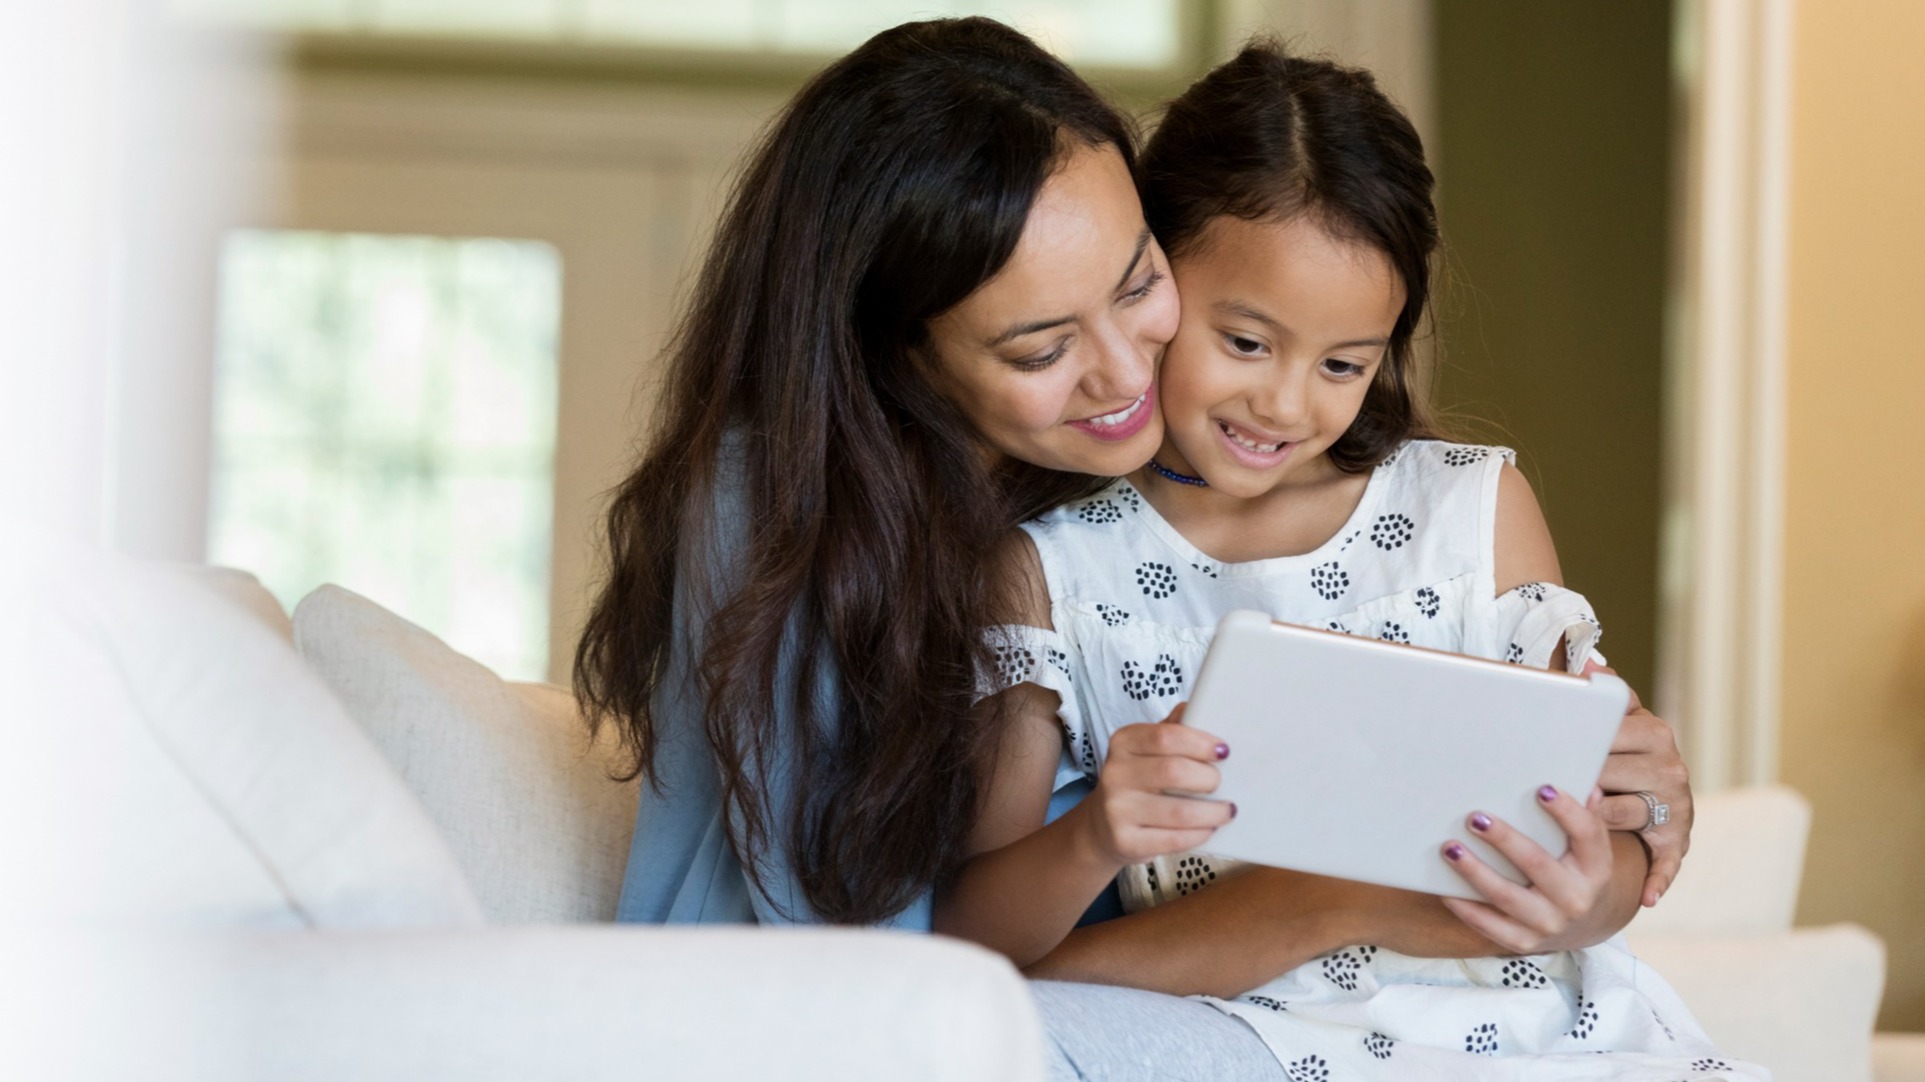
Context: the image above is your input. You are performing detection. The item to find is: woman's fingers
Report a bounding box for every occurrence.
[1591,703,1693,907]
[1443,785,1611,935]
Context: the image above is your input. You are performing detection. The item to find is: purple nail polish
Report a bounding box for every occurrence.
[1538,785,1559,803]
[1470,812,1493,833]
[1215,743,1230,760]
[1444,842,1466,861]
[1229,802,1238,819]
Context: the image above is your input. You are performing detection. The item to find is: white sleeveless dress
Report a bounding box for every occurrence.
[987,440,1766,1080]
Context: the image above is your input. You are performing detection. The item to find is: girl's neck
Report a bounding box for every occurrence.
[1130,447,1372,565]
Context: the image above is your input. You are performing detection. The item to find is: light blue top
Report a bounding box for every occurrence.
[613,435,1115,928]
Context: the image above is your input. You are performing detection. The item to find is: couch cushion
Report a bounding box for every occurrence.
[293,585,640,924]
[0,551,484,929]
[1627,785,1811,937]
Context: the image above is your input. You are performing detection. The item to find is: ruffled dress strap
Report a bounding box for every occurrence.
[979,623,1097,787]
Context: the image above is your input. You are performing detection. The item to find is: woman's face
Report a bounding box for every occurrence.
[923,142,1179,476]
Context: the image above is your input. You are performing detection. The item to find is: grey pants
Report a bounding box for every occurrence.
[1031,980,1285,1082]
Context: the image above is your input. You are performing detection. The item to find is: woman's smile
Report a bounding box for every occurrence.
[1070,386,1156,441]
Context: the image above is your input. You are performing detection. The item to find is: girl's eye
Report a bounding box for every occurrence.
[1322,358,1367,378]
[1120,267,1166,303]
[1223,333,1266,357]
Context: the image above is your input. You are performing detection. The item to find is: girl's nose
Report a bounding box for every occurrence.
[1251,368,1309,427]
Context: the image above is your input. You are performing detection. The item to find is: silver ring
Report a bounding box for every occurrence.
[1634,790,1670,832]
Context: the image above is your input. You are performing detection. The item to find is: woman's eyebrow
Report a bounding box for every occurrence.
[986,230,1154,348]
[1212,299,1389,351]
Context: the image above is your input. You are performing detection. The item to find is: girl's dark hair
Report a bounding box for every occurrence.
[1143,40,1441,471]
[574,18,1129,924]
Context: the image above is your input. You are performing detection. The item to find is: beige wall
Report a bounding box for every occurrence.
[1778,0,1925,1032]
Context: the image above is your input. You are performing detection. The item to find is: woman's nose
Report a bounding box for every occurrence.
[1081,320,1155,402]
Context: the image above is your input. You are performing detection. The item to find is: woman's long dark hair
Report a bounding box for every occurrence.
[574,18,1130,924]
[1143,41,1443,471]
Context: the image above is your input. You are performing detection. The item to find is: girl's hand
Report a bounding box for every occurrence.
[1583,660,1693,907]
[1435,784,1615,954]
[1081,703,1235,867]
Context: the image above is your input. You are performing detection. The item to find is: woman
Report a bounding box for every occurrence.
[576,14,1694,1070]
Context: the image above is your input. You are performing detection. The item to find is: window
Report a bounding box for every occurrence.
[168,0,1183,69]
[207,230,562,681]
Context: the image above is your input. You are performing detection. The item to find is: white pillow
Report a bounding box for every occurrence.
[0,551,484,929]
[293,585,640,924]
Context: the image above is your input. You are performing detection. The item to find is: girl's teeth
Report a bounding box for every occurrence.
[1090,393,1147,426]
[1220,421,1283,453]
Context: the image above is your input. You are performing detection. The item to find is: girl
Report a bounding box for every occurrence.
[943,43,1759,1079]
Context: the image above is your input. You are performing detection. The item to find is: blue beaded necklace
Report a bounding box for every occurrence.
[1147,459,1208,487]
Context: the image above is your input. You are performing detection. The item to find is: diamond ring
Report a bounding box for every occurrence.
[1634,790,1670,832]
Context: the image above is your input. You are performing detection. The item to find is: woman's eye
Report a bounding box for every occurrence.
[1120,268,1165,303]
[1012,343,1069,371]
[1323,358,1366,378]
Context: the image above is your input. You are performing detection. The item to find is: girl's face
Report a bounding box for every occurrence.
[923,141,1179,477]
[1156,214,1404,497]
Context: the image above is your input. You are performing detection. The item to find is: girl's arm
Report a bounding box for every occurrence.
[933,535,1234,966]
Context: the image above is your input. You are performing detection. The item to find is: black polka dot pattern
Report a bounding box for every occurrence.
[1143,860,1160,896]
[1072,726,1096,773]
[1135,561,1178,599]
[1190,561,1219,579]
[1322,950,1363,991]
[1513,581,1549,603]
[1464,1021,1499,1055]
[1310,561,1349,600]
[990,645,1036,687]
[1120,654,1182,701]
[1693,1058,1731,1072]
[1285,1055,1329,1082]
[1076,498,1122,524]
[1568,998,1599,1040]
[1116,486,1143,511]
[1338,530,1361,553]
[1415,586,1441,618]
[1501,959,1549,989]
[1364,1031,1396,1060]
[1326,620,1350,635]
[1653,1009,1676,1041]
[1172,854,1217,896]
[1046,647,1073,683]
[1246,995,1288,1012]
[1444,446,1491,467]
[1379,622,1410,644]
[1379,447,1403,469]
[1371,513,1416,550]
[1095,603,1130,627]
[1505,642,1526,664]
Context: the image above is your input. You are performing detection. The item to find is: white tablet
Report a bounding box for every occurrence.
[1184,610,1629,900]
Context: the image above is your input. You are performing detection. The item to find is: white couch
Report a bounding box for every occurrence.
[1,553,1043,1081]
[0,552,1911,1080]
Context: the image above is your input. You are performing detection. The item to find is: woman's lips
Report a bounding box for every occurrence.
[1214,417,1295,469]
[1069,385,1156,442]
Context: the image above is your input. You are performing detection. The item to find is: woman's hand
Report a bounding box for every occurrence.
[1435,784,1634,954]
[1080,703,1235,867]
[1585,660,1693,907]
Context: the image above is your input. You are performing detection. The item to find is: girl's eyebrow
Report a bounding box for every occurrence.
[985,229,1154,348]
[1212,298,1390,351]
